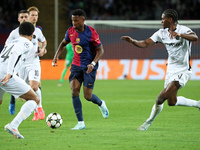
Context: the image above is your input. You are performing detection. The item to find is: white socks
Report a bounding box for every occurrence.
[35,88,42,108]
[175,96,199,107]
[146,103,164,124]
[145,96,199,124]
[11,100,37,130]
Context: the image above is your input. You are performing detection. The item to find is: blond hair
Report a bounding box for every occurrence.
[27,6,39,13]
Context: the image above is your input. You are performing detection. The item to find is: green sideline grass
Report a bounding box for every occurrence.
[0,80,200,150]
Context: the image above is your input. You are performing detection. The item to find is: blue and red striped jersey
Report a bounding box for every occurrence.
[65,25,101,69]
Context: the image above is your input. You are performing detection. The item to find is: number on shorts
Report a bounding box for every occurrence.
[35,70,39,76]
[178,74,183,79]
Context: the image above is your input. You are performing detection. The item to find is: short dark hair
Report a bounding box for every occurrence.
[18,10,29,17]
[163,9,178,24]
[19,22,35,36]
[72,9,86,18]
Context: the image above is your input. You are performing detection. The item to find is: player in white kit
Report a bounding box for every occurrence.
[121,9,199,131]
[1,22,40,139]
[6,10,29,115]
[6,7,47,121]
[24,6,47,121]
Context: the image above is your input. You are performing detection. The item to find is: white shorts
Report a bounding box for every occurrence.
[164,70,192,89]
[19,63,41,84]
[0,75,31,100]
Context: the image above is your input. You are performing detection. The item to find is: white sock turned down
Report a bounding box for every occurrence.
[145,96,199,124]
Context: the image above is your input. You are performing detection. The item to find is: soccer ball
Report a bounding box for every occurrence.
[46,112,63,129]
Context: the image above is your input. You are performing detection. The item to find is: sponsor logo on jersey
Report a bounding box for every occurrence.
[75,45,83,54]
[76,38,80,43]
[166,42,183,47]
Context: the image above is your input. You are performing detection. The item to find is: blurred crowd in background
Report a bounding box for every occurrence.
[65,0,200,20]
[0,0,26,29]
[1,0,200,29]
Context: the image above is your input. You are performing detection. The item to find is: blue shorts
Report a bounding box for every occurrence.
[69,64,97,89]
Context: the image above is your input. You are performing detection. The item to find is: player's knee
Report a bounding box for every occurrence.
[167,100,176,106]
[30,81,40,92]
[167,98,176,106]
[84,94,92,101]
[167,102,176,106]
[0,99,2,105]
[71,89,79,97]
[31,85,39,92]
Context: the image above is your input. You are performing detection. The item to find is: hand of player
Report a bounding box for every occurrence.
[21,98,26,102]
[86,64,94,73]
[120,36,133,43]
[1,73,12,86]
[38,48,47,57]
[17,97,25,102]
[44,49,47,54]
[52,57,58,67]
[169,30,181,39]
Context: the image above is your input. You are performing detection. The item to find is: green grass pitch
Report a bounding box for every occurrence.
[0,80,200,150]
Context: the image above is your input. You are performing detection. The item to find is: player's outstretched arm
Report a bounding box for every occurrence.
[52,38,69,67]
[120,36,154,48]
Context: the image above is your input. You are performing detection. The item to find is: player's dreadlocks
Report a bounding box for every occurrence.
[163,9,178,24]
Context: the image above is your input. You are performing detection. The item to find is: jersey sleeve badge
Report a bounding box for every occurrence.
[24,42,30,48]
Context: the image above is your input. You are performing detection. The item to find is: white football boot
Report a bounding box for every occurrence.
[137,121,152,131]
[71,122,86,130]
[5,123,24,139]
[99,100,109,119]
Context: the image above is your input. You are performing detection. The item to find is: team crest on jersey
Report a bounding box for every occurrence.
[75,45,83,54]
[24,42,30,48]
[76,38,80,43]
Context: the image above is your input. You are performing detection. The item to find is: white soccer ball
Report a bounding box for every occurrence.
[46,112,63,129]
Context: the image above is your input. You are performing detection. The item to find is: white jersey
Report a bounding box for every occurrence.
[5,26,46,65]
[0,37,33,76]
[26,27,46,65]
[5,27,19,45]
[150,24,193,73]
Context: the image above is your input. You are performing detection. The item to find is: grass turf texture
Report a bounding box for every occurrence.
[0,80,200,150]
